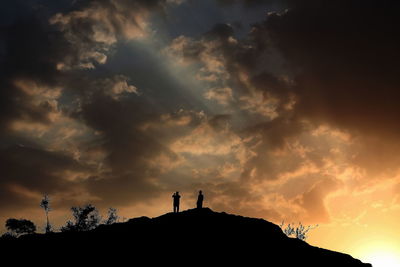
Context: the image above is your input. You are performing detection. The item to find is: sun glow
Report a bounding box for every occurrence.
[363,251,400,267]
[350,238,400,267]
[354,240,400,267]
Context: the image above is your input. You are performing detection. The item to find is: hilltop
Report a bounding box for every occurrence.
[0,208,371,266]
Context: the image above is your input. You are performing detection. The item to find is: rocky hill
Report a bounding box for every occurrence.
[0,208,372,266]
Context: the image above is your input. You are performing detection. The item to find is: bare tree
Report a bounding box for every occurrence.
[40,194,52,233]
[279,221,318,241]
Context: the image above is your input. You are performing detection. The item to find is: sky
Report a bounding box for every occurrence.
[1,0,400,265]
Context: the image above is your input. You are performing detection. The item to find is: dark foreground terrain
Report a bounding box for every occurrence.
[0,208,371,266]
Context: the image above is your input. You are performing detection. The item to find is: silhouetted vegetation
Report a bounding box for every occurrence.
[60,204,101,232]
[0,208,371,267]
[279,221,318,241]
[5,218,36,236]
[40,194,52,233]
[104,207,119,225]
[0,232,17,240]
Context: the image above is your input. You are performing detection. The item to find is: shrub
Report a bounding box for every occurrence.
[5,218,36,236]
[0,232,17,240]
[104,208,119,225]
[279,221,318,241]
[61,204,101,232]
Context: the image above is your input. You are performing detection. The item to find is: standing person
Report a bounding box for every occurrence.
[196,190,204,209]
[172,192,181,213]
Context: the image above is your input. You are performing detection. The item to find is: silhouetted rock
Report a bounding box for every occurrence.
[0,208,371,266]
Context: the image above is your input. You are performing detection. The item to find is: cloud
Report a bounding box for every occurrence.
[204,87,234,106]
[166,21,294,122]
[0,0,183,219]
[69,0,400,225]
[170,116,242,156]
[170,1,400,179]
[296,176,342,223]
[0,0,190,209]
[165,33,232,83]
[49,0,172,69]
[216,0,283,7]
[97,75,139,100]
[0,144,94,211]
[251,1,400,185]
[1,0,400,230]
[263,0,400,136]
[0,16,70,135]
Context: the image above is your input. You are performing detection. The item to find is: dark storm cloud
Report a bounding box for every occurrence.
[184,0,400,170]
[78,93,210,205]
[208,114,232,131]
[249,0,400,216]
[163,0,400,222]
[0,2,81,212]
[171,20,302,178]
[191,0,400,136]
[2,0,399,227]
[205,23,235,40]
[0,12,70,132]
[216,0,282,7]
[0,145,91,211]
[49,0,172,69]
[174,20,293,114]
[0,145,84,191]
[241,115,305,180]
[263,0,400,136]
[78,93,164,171]
[247,0,400,181]
[0,0,182,213]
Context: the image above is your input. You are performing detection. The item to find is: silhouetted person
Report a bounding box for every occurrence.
[173,192,181,213]
[196,190,204,209]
